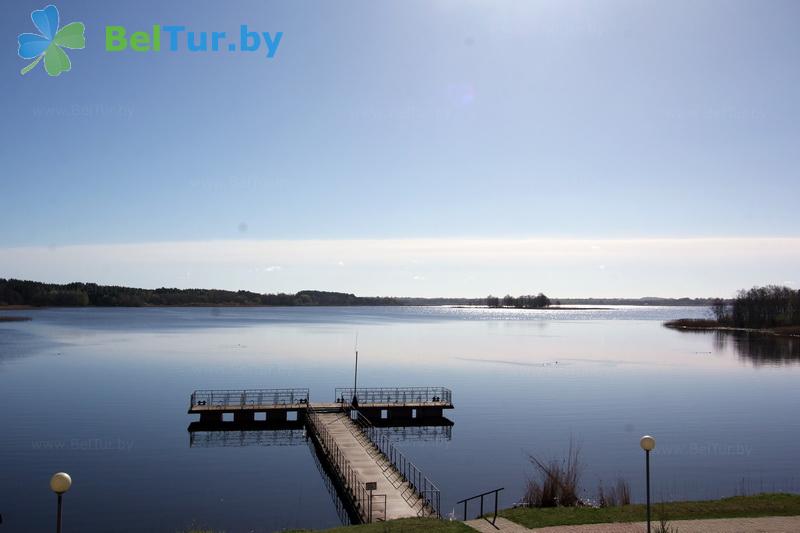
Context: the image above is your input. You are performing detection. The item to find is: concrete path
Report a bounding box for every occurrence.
[465,516,800,533]
[315,411,426,520]
[465,517,531,532]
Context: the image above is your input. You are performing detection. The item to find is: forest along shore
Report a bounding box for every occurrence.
[665,285,800,338]
[1,278,717,309]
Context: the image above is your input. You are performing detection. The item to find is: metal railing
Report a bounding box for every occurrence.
[335,387,452,406]
[456,487,504,527]
[348,408,442,518]
[190,388,309,409]
[305,405,386,523]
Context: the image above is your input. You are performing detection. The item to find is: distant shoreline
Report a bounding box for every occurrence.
[453,305,610,311]
[0,303,649,311]
[1,278,718,308]
[664,318,800,338]
[0,301,712,309]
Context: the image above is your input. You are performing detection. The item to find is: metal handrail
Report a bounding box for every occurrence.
[190,388,309,409]
[305,405,386,523]
[348,407,442,518]
[335,387,452,406]
[456,487,504,527]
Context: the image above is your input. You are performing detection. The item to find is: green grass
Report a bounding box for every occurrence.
[499,493,800,528]
[283,517,475,533]
[189,494,800,532]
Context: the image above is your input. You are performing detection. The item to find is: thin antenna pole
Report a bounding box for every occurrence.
[352,333,359,407]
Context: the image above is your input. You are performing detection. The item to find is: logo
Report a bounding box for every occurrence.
[104,25,283,57]
[15,5,282,77]
[17,5,85,77]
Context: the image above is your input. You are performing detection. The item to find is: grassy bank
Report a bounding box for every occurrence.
[664,319,800,337]
[266,494,800,532]
[499,493,800,529]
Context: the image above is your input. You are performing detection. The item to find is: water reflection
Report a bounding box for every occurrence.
[713,331,800,366]
[189,428,307,447]
[187,418,454,527]
[307,436,360,525]
[0,327,57,363]
[187,419,454,447]
[372,423,453,443]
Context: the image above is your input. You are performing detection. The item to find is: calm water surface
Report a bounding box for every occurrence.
[1,306,799,532]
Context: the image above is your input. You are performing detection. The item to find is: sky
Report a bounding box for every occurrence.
[1,0,799,297]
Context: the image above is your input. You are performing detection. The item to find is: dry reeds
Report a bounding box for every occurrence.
[524,439,583,507]
[597,477,631,507]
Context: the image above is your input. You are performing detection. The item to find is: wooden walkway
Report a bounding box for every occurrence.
[310,410,430,521]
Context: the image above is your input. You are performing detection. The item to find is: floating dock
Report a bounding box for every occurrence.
[188,386,453,522]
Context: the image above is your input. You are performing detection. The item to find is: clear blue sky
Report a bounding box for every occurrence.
[1,1,799,296]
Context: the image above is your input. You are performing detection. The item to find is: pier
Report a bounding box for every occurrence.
[187,386,453,523]
[189,388,310,424]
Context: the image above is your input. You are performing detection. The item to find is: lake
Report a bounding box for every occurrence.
[1,306,798,532]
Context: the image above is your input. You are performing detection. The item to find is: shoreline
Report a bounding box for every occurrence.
[0,304,616,311]
[453,305,611,310]
[664,319,800,338]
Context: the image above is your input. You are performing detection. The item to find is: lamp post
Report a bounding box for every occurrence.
[50,472,72,533]
[352,346,359,408]
[352,334,359,408]
[640,436,656,533]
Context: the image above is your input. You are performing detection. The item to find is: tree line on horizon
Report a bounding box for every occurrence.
[0,278,723,308]
[0,279,400,307]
